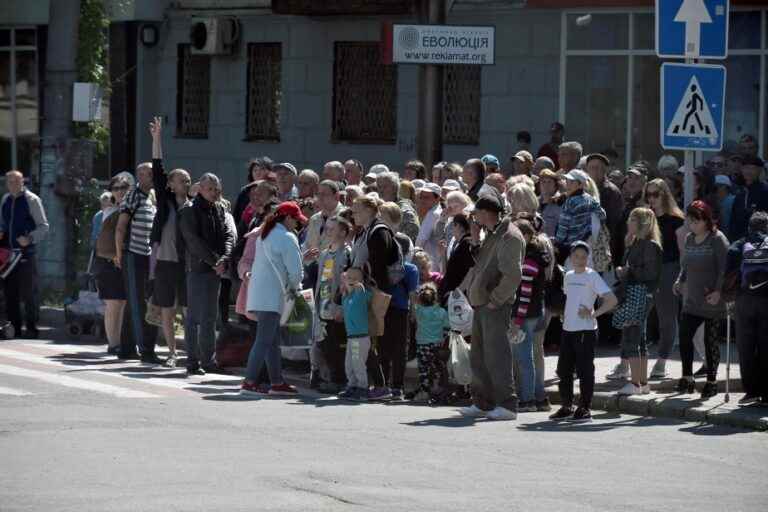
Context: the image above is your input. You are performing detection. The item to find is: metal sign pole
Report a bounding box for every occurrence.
[683,57,695,207]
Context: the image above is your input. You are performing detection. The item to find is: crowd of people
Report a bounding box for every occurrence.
[4,118,768,422]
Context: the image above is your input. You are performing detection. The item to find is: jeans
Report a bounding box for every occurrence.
[345,336,370,389]
[121,252,157,356]
[654,262,680,359]
[679,312,722,381]
[321,320,348,385]
[470,304,518,411]
[512,317,539,403]
[735,295,768,398]
[533,311,551,402]
[620,296,653,359]
[185,271,220,369]
[379,307,409,390]
[557,330,597,409]
[245,311,283,384]
[4,252,39,332]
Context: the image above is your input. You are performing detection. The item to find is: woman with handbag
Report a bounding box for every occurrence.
[613,208,663,396]
[94,174,133,355]
[240,202,307,397]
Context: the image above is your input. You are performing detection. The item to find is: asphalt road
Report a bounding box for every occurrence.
[2,339,767,512]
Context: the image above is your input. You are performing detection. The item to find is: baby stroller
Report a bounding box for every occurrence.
[64,270,105,339]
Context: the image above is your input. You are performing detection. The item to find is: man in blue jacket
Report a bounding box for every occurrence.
[0,170,49,338]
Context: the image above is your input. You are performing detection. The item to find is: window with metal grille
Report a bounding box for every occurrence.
[246,43,281,141]
[332,42,397,144]
[444,65,481,145]
[176,44,210,138]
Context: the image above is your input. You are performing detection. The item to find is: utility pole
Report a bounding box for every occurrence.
[416,0,446,170]
[39,0,81,291]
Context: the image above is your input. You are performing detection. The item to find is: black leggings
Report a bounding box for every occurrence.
[679,312,722,381]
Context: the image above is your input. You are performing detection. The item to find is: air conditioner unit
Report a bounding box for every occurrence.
[189,17,240,55]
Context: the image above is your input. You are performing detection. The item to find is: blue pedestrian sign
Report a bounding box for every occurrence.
[656,0,729,59]
[661,63,726,151]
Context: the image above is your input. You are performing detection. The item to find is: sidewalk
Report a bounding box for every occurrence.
[539,345,768,431]
[32,309,768,431]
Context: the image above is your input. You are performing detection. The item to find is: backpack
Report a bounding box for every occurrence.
[740,235,768,291]
[367,223,405,287]
[545,263,567,317]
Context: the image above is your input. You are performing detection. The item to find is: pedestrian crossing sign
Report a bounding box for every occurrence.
[661,63,726,151]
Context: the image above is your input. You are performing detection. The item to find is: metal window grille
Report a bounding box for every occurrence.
[176,44,210,138]
[246,43,281,141]
[443,65,481,145]
[332,42,397,143]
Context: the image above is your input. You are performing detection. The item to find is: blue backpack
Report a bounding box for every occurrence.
[741,235,768,291]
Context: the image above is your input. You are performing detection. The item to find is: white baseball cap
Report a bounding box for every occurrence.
[714,174,732,188]
[441,179,461,191]
[421,182,442,196]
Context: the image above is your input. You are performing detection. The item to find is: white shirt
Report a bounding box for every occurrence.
[416,204,443,269]
[563,268,611,332]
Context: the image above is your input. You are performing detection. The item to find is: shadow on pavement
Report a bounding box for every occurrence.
[678,422,755,436]
[401,415,479,428]
[517,415,687,433]
[286,396,367,408]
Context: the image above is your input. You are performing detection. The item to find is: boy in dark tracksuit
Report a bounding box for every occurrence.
[550,242,617,423]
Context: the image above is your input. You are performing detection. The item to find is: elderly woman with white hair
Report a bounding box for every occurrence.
[376,171,420,242]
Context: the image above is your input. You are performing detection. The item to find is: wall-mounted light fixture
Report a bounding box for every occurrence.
[139,23,159,48]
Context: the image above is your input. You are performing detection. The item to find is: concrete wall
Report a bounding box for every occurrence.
[135,7,561,200]
[0,0,50,25]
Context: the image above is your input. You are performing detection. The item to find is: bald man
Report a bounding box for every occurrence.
[0,170,49,338]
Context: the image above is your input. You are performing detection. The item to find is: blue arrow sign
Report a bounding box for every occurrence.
[661,63,726,151]
[656,0,729,59]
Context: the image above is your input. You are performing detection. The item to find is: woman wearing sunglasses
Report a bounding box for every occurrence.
[644,179,686,380]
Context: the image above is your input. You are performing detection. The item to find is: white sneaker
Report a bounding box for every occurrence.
[649,360,668,380]
[486,406,517,421]
[458,405,487,418]
[606,363,630,381]
[641,384,651,395]
[617,382,641,396]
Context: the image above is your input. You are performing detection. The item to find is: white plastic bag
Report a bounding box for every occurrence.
[448,331,472,386]
[447,289,473,336]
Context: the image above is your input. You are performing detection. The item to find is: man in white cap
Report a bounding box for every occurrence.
[555,169,606,262]
[441,179,461,199]
[416,182,444,269]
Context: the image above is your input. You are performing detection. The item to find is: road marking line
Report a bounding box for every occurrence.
[0,385,32,396]
[0,364,159,398]
[0,348,241,394]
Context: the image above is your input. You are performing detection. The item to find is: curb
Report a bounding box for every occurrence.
[546,386,768,431]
